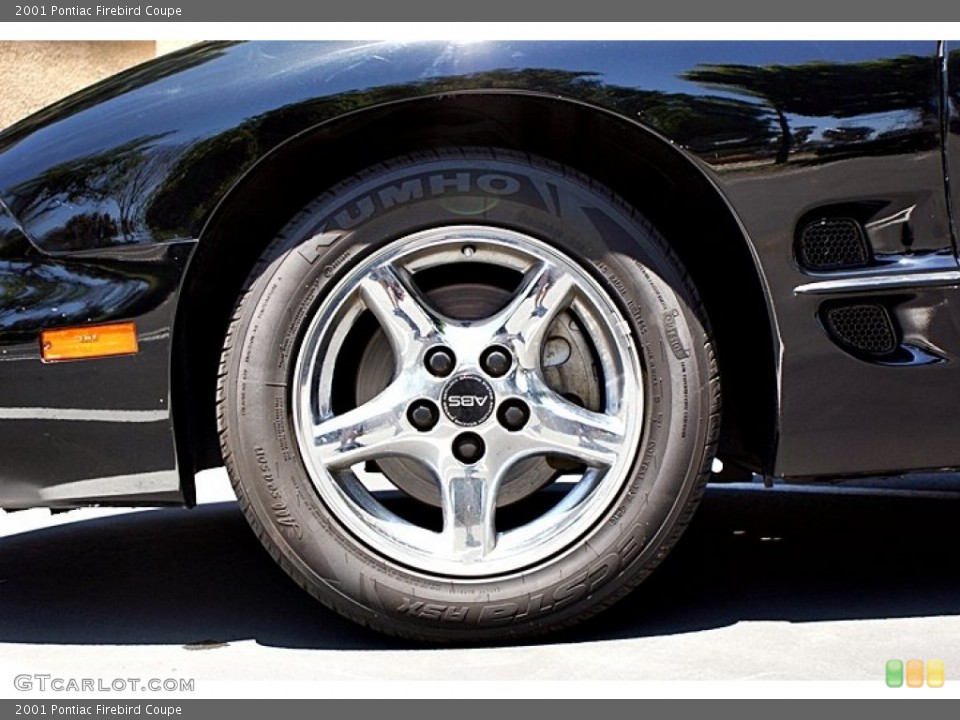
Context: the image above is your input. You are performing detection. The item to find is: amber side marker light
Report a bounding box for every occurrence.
[40,322,139,362]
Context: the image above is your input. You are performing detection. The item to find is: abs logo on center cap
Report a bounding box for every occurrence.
[442,375,495,427]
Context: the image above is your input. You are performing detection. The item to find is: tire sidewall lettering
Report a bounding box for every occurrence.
[222,151,716,639]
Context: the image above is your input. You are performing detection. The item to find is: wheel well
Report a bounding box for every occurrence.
[173,93,777,488]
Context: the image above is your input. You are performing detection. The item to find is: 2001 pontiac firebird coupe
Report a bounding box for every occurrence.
[0,40,958,641]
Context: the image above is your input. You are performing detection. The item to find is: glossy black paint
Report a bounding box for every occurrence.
[0,40,956,506]
[948,43,960,258]
[0,209,190,506]
[0,42,943,252]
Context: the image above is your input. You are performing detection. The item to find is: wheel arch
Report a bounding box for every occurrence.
[172,91,778,490]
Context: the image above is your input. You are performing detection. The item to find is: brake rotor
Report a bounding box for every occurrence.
[354,280,602,507]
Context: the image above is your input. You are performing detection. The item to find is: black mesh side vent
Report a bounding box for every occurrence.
[798,218,869,270]
[823,304,897,357]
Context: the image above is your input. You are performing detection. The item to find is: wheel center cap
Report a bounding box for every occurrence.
[441,374,495,427]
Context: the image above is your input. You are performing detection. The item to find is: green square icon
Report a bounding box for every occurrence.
[886,659,904,688]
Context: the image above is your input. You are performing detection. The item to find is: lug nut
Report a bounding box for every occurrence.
[408,400,439,431]
[453,432,485,464]
[425,347,456,377]
[497,399,530,432]
[480,346,512,378]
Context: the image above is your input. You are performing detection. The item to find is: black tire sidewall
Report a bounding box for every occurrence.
[222,149,716,641]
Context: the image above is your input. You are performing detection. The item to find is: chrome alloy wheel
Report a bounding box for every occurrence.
[293,226,644,577]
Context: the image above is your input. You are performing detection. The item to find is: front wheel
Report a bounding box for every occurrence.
[218,148,719,642]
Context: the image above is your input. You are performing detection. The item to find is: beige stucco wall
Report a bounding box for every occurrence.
[0,41,197,131]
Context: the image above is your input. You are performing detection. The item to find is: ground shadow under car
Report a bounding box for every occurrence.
[0,484,957,649]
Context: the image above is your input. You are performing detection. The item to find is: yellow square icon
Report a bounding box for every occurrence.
[927,659,945,688]
[906,659,924,688]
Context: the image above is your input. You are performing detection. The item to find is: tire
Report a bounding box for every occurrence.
[218,148,719,642]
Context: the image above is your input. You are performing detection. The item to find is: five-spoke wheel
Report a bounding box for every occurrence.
[294,227,643,576]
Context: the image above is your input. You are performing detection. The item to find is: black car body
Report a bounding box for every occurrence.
[0,40,957,640]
